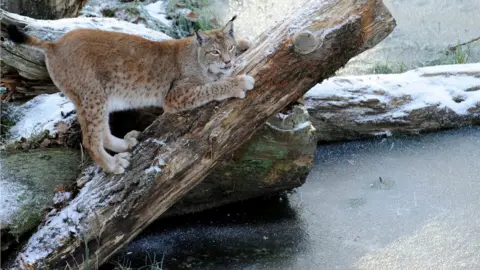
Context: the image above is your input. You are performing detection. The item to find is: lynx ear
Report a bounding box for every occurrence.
[223,15,236,38]
[195,29,209,45]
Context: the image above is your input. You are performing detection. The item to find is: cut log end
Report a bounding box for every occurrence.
[293,31,320,54]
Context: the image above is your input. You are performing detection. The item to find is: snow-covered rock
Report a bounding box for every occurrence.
[0,148,81,252]
[7,93,75,141]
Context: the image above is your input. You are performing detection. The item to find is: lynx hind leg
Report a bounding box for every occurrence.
[124,130,141,148]
[78,101,130,174]
[103,114,140,153]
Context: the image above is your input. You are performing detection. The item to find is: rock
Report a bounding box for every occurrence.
[0,148,82,253]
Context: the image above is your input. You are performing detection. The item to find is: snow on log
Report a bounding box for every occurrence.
[7,0,396,269]
[305,63,480,142]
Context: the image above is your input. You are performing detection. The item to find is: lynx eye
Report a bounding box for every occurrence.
[210,50,221,56]
[228,45,235,51]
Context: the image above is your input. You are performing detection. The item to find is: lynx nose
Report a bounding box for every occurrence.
[224,60,232,68]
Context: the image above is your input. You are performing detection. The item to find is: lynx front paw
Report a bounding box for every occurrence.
[240,74,255,90]
[111,152,131,174]
[233,75,255,99]
[124,130,141,150]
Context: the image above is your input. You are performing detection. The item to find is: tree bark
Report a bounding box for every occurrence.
[7,0,396,269]
[0,0,87,20]
[304,64,480,142]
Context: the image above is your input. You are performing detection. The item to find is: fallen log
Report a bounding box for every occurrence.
[305,63,480,142]
[6,0,396,268]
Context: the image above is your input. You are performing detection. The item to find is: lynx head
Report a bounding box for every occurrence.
[195,15,238,77]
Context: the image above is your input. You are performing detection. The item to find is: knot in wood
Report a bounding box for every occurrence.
[292,30,319,55]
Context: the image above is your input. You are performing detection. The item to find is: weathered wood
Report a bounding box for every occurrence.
[0,0,86,20]
[8,0,396,268]
[304,63,480,142]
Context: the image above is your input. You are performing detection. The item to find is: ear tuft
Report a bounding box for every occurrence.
[195,29,209,45]
[223,15,236,38]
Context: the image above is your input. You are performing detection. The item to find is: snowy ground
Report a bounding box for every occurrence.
[222,0,480,75]
[143,1,172,27]
[7,93,75,141]
[336,0,480,74]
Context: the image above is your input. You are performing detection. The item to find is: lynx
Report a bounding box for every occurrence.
[6,16,255,174]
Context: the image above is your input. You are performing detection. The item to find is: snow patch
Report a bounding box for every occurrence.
[53,191,72,205]
[292,121,314,131]
[145,166,162,174]
[8,93,76,141]
[144,1,172,27]
[373,130,393,137]
[277,113,289,120]
[321,14,360,39]
[145,158,165,174]
[266,120,314,133]
[146,138,167,146]
[0,180,28,227]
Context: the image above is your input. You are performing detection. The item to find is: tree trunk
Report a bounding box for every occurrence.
[7,0,396,268]
[304,63,480,142]
[0,0,86,20]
